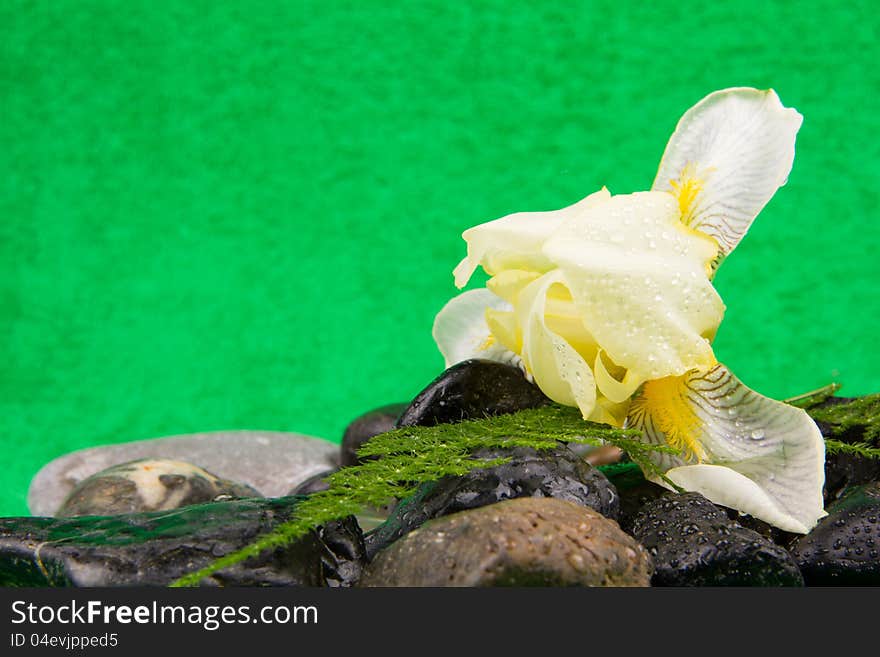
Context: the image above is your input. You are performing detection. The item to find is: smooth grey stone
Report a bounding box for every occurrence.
[57,458,261,517]
[28,431,339,517]
[359,497,653,587]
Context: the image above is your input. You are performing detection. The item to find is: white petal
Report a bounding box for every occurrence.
[664,465,817,534]
[627,364,826,533]
[453,187,611,288]
[516,271,597,418]
[543,191,724,381]
[652,87,802,261]
[432,288,517,368]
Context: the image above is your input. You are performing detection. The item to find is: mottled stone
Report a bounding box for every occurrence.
[365,445,618,558]
[790,482,880,585]
[341,403,408,466]
[28,431,339,517]
[629,492,804,586]
[359,497,652,587]
[0,497,365,587]
[57,459,260,517]
[396,359,550,428]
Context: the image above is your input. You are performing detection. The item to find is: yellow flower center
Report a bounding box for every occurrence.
[670,162,705,226]
[633,375,706,461]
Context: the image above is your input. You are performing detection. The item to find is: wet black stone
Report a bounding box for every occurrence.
[0,496,364,587]
[822,439,880,505]
[319,516,367,587]
[341,403,409,467]
[722,510,800,548]
[789,482,880,585]
[629,492,804,586]
[364,445,618,559]
[396,359,551,428]
[617,479,668,535]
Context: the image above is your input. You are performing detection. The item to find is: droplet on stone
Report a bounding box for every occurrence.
[629,492,803,586]
[359,498,653,587]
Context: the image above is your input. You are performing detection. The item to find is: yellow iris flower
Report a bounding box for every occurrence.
[433,88,825,533]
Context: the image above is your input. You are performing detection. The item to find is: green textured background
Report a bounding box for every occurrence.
[1,1,878,517]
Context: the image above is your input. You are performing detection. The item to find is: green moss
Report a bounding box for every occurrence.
[824,439,880,459]
[171,404,677,587]
[806,394,880,444]
[170,394,880,586]
[792,392,880,460]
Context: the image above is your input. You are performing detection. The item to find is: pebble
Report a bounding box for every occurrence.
[0,497,365,587]
[790,481,880,585]
[359,497,652,587]
[396,359,550,428]
[629,492,804,586]
[57,459,260,517]
[365,445,618,558]
[341,403,408,466]
[28,430,339,517]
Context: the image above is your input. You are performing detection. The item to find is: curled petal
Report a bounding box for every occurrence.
[627,364,826,533]
[516,271,597,418]
[432,289,519,368]
[453,187,611,288]
[652,88,802,265]
[593,351,644,404]
[486,269,542,305]
[543,191,724,381]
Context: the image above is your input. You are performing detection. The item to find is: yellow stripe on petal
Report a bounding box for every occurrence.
[653,88,803,264]
[669,162,707,226]
[627,363,827,533]
[630,374,706,461]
